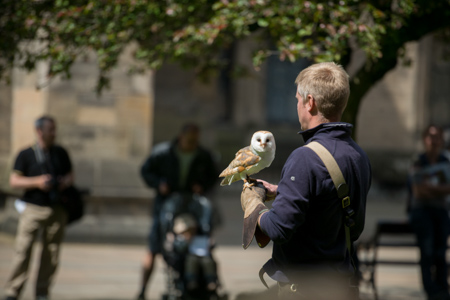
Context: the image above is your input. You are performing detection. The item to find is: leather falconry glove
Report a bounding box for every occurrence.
[241,182,270,249]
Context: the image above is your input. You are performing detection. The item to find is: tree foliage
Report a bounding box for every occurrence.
[1,0,450,126]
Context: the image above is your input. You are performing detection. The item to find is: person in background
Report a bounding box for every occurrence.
[409,125,450,300]
[136,123,217,300]
[443,127,450,161]
[4,116,73,300]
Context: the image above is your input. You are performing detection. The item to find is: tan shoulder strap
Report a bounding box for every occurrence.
[305,141,355,264]
[305,141,346,190]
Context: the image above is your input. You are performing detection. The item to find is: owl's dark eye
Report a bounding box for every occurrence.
[257,138,261,142]
[266,139,270,143]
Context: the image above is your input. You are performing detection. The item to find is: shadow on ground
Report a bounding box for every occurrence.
[235,285,278,300]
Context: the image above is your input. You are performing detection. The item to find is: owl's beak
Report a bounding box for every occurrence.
[260,143,266,148]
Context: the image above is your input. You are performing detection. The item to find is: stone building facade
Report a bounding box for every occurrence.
[0,51,154,203]
[358,35,450,184]
[1,33,449,203]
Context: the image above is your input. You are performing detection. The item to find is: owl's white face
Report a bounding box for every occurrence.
[251,131,276,154]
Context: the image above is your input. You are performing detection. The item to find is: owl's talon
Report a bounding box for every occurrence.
[243,181,251,190]
[243,176,257,190]
[246,175,257,185]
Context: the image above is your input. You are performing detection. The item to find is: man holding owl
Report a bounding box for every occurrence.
[239,62,372,300]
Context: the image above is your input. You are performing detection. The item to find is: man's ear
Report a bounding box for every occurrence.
[306,95,315,112]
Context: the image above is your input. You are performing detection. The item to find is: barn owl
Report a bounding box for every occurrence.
[219,131,276,186]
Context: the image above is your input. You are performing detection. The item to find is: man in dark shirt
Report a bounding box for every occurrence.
[4,116,73,300]
[408,125,450,300]
[241,62,372,300]
[136,123,218,300]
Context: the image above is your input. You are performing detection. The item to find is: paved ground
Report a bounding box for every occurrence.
[0,184,434,300]
[0,233,428,300]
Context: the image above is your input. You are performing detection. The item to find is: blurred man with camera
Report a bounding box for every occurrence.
[4,116,73,300]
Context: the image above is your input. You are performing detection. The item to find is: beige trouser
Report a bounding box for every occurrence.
[5,203,67,298]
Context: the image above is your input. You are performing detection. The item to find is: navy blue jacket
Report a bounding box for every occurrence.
[260,123,372,282]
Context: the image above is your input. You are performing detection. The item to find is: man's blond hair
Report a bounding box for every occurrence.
[295,62,350,120]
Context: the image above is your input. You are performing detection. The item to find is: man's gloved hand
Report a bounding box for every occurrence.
[241,183,267,217]
[241,183,271,249]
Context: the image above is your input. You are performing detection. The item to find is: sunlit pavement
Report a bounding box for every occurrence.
[0,185,433,300]
[0,234,427,300]
[0,234,274,300]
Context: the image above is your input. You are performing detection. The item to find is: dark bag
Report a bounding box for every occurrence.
[60,186,84,225]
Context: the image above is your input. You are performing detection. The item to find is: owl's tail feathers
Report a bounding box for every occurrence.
[220,176,234,186]
[220,174,239,186]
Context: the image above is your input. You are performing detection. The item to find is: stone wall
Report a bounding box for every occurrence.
[5,49,154,200]
[0,81,12,190]
[356,41,421,152]
[429,36,450,127]
[3,33,450,201]
[47,52,154,198]
[355,41,423,185]
[152,63,223,150]
[356,35,450,185]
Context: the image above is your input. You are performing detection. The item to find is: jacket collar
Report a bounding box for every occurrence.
[298,122,353,142]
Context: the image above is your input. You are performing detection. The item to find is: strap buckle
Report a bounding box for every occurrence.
[342,196,355,227]
[342,196,351,209]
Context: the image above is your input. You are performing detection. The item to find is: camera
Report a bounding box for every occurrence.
[47,176,61,205]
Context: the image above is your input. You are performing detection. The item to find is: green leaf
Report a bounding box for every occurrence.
[257,18,269,27]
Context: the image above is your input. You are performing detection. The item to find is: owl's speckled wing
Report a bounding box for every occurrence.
[219,146,261,186]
